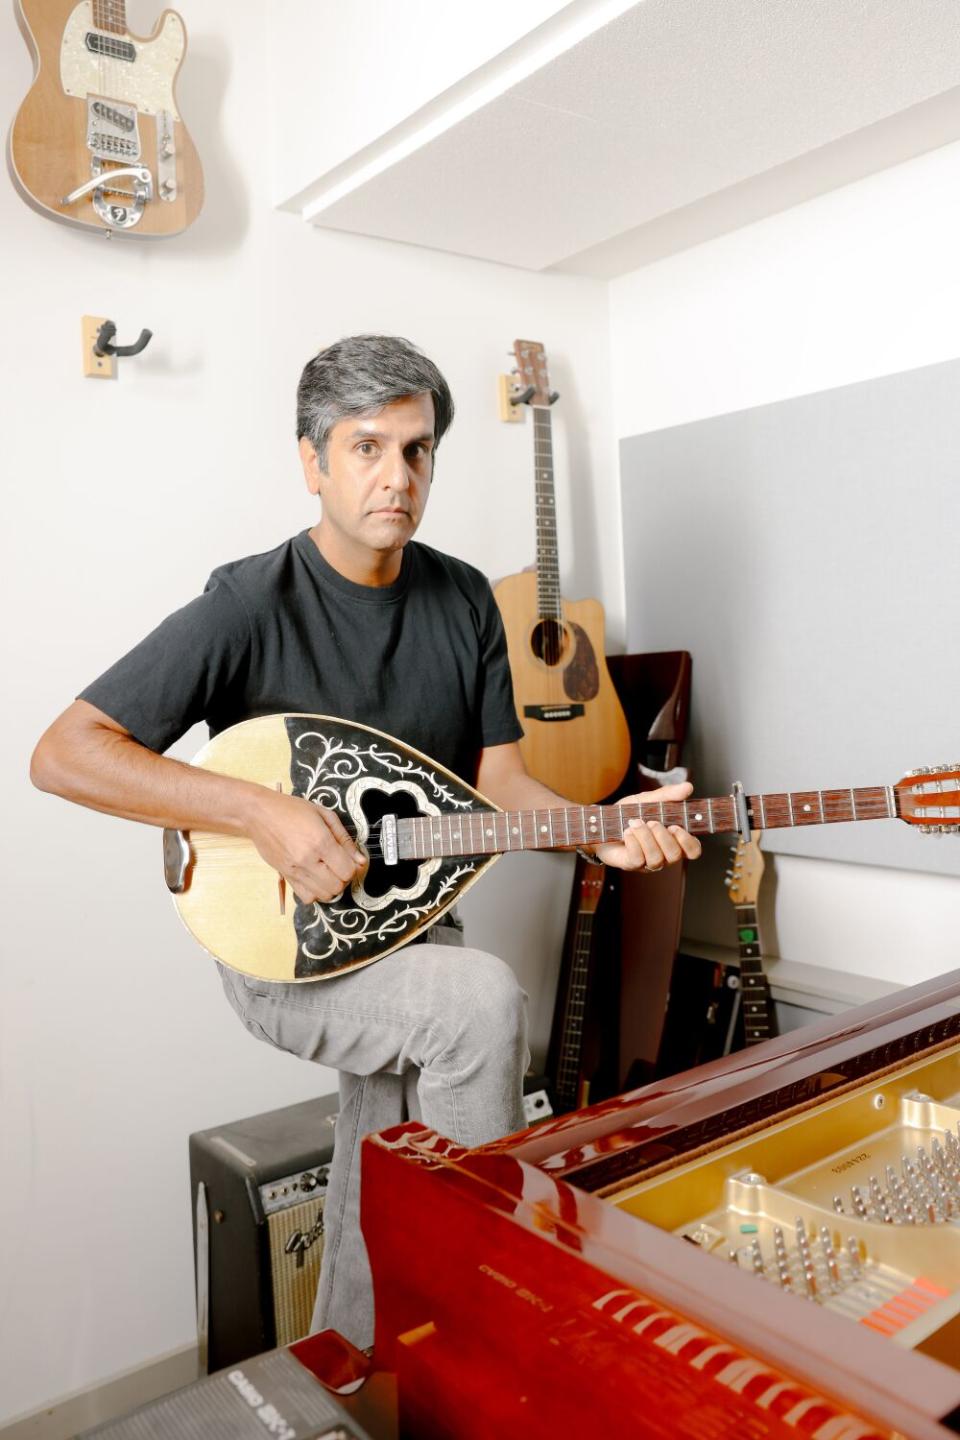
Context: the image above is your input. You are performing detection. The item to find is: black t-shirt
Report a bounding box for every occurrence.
[80,532,522,782]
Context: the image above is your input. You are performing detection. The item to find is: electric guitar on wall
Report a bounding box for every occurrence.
[9,0,203,235]
[493,341,631,804]
[161,712,959,984]
[725,834,777,1047]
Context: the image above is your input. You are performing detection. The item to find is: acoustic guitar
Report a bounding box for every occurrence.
[161,712,958,983]
[494,340,631,803]
[726,834,777,1047]
[9,0,203,235]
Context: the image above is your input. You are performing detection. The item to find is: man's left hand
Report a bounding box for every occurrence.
[593,781,702,872]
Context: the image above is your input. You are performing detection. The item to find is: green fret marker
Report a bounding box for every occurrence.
[739,928,757,943]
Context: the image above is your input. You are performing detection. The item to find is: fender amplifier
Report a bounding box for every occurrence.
[189,1094,338,1374]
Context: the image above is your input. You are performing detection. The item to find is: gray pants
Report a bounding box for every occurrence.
[217,921,529,1349]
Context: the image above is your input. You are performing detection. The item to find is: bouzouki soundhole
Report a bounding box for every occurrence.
[344,777,437,904]
[284,717,483,979]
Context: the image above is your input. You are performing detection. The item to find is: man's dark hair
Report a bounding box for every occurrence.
[296,335,455,470]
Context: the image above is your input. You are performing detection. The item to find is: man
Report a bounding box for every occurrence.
[31,335,701,1350]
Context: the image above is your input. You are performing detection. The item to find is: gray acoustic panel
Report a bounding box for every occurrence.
[620,358,960,876]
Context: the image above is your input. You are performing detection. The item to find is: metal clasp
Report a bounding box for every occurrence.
[732,781,751,842]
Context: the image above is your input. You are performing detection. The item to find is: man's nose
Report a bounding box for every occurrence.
[382,448,411,490]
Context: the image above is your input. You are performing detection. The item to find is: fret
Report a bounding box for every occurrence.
[532,409,560,616]
[391,780,899,863]
[792,793,822,825]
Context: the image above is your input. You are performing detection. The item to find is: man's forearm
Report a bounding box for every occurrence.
[30,700,265,835]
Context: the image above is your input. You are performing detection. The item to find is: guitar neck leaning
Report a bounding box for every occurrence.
[531,408,561,618]
[395,785,899,861]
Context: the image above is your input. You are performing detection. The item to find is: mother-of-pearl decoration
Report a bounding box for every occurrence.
[61,2,183,117]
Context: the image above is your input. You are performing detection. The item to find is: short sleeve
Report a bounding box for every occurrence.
[78,577,251,753]
[476,586,523,749]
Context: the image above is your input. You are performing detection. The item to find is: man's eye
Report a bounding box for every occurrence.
[357,442,377,456]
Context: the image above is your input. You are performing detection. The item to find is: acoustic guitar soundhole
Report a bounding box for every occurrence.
[357,786,422,899]
[531,619,569,667]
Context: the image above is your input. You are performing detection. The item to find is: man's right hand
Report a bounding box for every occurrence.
[245,788,367,904]
[31,700,367,906]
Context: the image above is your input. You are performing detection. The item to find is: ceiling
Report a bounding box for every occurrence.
[282,0,960,277]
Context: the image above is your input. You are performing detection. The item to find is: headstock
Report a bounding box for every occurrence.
[577,867,605,915]
[512,339,557,409]
[725,835,765,905]
[895,766,960,833]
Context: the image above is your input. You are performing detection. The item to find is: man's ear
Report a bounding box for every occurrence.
[299,436,324,496]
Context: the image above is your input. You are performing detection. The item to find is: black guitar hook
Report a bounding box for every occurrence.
[94,319,153,358]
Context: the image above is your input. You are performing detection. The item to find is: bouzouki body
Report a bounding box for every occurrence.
[495,340,631,804]
[165,714,500,984]
[161,712,958,984]
[494,570,630,804]
[10,0,203,236]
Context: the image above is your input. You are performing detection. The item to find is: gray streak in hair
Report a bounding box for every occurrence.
[296,334,454,470]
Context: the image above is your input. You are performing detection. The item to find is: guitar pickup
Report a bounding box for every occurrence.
[523,704,584,722]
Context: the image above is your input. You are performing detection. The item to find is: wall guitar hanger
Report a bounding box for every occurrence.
[82,315,153,379]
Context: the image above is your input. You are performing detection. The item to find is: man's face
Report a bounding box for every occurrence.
[301,392,436,578]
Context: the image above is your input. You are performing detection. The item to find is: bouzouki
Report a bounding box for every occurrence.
[9,0,203,235]
[726,835,777,1047]
[161,713,959,984]
[493,341,631,803]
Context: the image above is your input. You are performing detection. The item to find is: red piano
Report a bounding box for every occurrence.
[354,970,960,1439]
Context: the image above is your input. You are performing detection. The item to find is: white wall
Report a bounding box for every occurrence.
[0,1,616,1420]
[610,140,960,986]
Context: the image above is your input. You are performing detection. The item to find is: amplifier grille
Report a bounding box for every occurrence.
[266,1197,326,1346]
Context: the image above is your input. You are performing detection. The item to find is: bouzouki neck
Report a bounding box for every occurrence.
[395,783,910,861]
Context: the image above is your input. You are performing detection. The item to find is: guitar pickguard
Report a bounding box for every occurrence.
[285,718,484,978]
[60,2,183,117]
[563,623,600,703]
